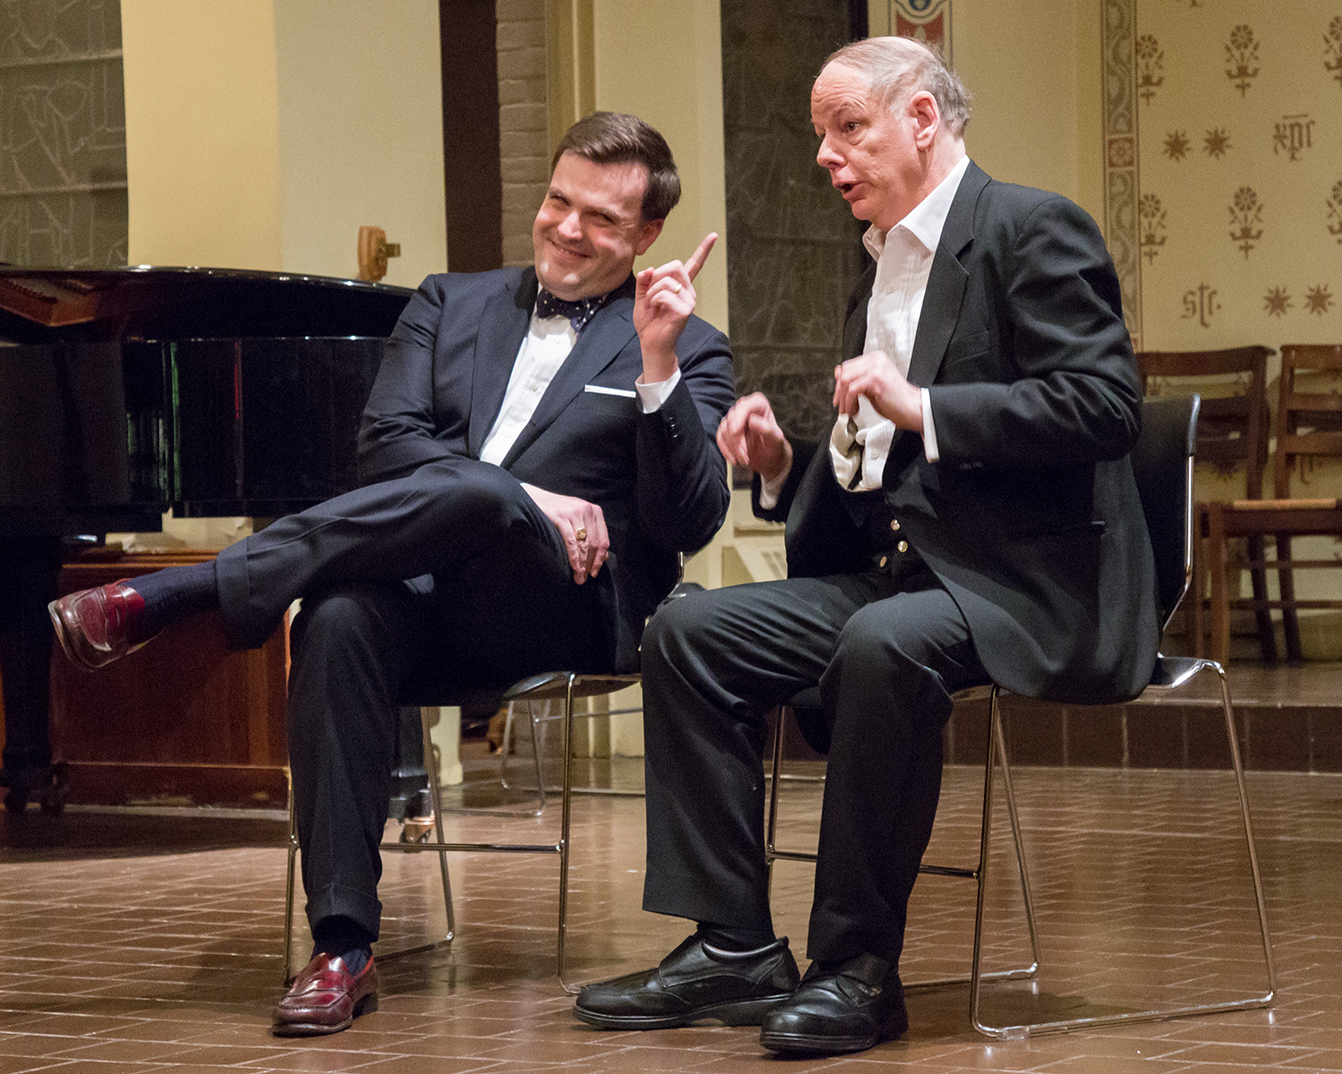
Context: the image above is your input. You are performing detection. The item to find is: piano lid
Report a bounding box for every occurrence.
[0,265,416,343]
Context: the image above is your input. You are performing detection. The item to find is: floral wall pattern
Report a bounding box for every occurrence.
[1104,0,1341,350]
[0,0,127,268]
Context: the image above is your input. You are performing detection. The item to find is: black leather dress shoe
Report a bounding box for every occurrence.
[759,953,907,1054]
[273,953,378,1036]
[48,581,152,672]
[574,933,800,1029]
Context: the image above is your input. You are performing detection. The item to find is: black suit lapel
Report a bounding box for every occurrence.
[467,268,539,457]
[906,161,990,389]
[500,276,638,469]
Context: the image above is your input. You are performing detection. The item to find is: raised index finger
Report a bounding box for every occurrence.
[684,232,718,281]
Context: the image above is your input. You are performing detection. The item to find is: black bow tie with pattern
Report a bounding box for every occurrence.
[535,289,604,332]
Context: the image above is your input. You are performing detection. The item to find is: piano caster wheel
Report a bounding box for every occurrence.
[0,763,69,815]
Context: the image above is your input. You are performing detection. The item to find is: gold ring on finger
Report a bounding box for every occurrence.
[576,527,587,542]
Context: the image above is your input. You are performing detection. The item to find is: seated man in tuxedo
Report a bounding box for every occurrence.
[574,38,1160,1055]
[49,111,735,1036]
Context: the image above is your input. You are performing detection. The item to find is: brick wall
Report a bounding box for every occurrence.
[496,0,549,266]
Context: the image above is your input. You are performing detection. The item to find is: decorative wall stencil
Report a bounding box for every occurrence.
[1305,284,1335,314]
[1229,186,1264,257]
[0,0,127,267]
[1164,130,1190,160]
[1264,285,1292,316]
[1130,0,1342,545]
[1181,282,1221,327]
[1273,113,1316,161]
[1137,33,1164,103]
[1226,24,1261,96]
[1101,0,1141,345]
[1325,15,1342,87]
[1328,180,1342,241]
[1140,193,1168,262]
[890,0,951,57]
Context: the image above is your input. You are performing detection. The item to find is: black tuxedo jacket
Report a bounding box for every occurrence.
[759,162,1161,703]
[356,266,735,671]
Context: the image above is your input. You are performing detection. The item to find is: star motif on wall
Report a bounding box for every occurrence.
[1163,130,1191,161]
[1263,286,1292,317]
[1204,127,1231,158]
[1305,285,1335,315]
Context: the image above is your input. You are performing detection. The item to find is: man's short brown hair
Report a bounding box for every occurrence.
[551,112,681,223]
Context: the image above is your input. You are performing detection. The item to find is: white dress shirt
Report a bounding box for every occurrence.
[760,155,970,508]
[479,304,676,467]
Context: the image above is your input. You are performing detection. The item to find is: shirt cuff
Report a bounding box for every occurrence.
[635,367,682,412]
[758,458,793,511]
[921,387,939,463]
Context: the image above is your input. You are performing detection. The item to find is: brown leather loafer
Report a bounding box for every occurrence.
[48,581,151,672]
[273,953,378,1036]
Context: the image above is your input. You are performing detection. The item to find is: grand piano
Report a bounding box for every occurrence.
[0,266,415,811]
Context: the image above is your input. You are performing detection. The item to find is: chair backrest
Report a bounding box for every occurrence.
[1136,347,1272,498]
[1272,344,1342,498]
[1130,394,1201,633]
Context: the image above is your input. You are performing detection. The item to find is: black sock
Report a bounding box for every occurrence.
[312,916,375,974]
[698,923,777,952]
[133,560,219,637]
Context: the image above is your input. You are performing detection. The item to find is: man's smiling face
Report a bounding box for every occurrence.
[532,152,663,301]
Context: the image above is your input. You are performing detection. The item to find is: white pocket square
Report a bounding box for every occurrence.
[583,384,636,398]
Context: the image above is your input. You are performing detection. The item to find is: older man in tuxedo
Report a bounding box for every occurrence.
[575,38,1159,1055]
[50,112,735,1036]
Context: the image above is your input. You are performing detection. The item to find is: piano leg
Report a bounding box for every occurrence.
[0,537,68,814]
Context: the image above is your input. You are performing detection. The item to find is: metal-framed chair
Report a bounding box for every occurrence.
[767,396,1276,1037]
[282,670,639,992]
[766,684,1042,992]
[1136,347,1276,661]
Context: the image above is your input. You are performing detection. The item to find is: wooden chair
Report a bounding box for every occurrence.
[1206,343,1342,664]
[1136,347,1276,661]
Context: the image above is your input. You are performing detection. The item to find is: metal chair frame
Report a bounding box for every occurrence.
[282,670,639,993]
[765,396,1277,1037]
[1136,346,1277,662]
[766,689,1043,995]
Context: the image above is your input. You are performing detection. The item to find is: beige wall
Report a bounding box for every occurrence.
[273,0,446,286]
[122,0,445,285]
[869,0,1105,226]
[122,0,283,269]
[591,0,729,334]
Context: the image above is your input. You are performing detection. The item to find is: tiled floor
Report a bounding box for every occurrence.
[0,741,1339,1073]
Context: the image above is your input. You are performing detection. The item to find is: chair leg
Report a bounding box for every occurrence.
[1210,662,1277,1001]
[970,670,1276,1037]
[419,707,456,944]
[497,701,549,814]
[1245,535,1279,664]
[1190,507,1207,658]
[1275,534,1304,664]
[764,705,787,896]
[282,770,299,984]
[557,674,578,993]
[1207,503,1232,665]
